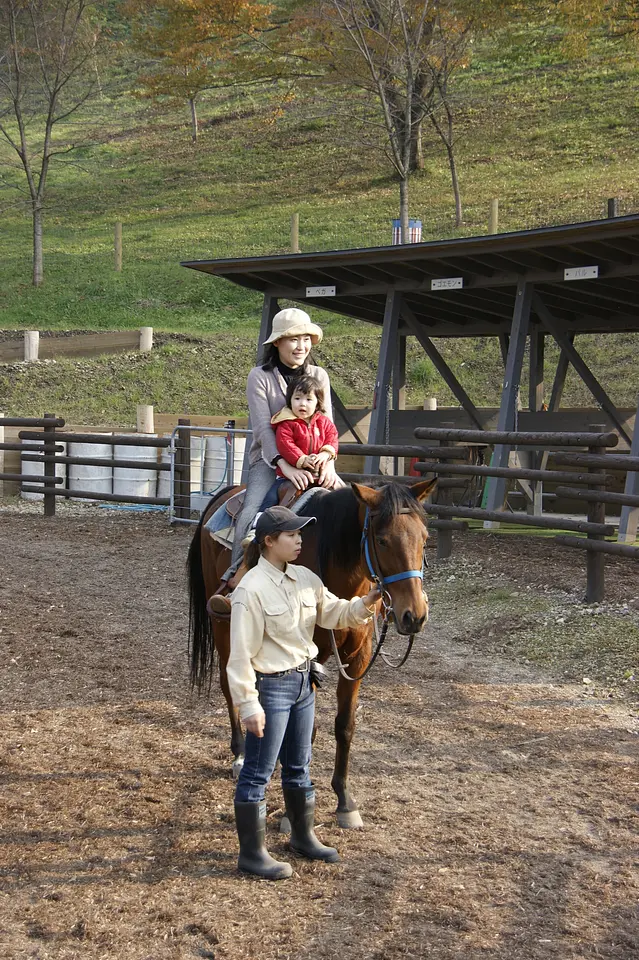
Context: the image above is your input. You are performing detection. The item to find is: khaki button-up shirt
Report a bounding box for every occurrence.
[228,556,374,720]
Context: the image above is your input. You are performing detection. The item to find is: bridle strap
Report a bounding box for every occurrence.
[361,507,424,587]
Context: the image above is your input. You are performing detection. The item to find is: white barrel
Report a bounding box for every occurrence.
[157,440,171,501]
[204,434,246,488]
[21,439,67,500]
[113,434,158,500]
[68,436,113,501]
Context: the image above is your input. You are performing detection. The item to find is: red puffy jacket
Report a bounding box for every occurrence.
[271,408,339,477]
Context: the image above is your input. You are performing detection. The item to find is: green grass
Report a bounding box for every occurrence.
[0,27,638,422]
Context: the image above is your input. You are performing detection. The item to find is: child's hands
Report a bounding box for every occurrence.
[312,451,332,468]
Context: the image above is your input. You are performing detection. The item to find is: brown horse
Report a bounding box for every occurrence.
[187,477,436,828]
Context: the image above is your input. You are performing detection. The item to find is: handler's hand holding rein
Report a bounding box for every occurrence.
[363,585,382,610]
[244,708,266,738]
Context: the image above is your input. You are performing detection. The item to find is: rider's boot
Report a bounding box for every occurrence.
[206,566,244,620]
[283,786,340,862]
[235,800,293,880]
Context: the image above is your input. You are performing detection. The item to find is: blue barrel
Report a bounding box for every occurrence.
[392,219,422,244]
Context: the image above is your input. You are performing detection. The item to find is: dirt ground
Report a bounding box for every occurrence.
[0,504,637,960]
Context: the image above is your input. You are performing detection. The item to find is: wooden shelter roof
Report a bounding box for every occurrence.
[182,214,639,337]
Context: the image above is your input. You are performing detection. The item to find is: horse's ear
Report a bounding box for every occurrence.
[351,482,383,508]
[410,478,438,502]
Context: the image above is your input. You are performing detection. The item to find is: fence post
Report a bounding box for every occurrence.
[139,327,153,353]
[488,199,499,235]
[136,404,154,434]
[114,221,123,272]
[436,422,454,560]
[43,412,57,517]
[24,331,39,362]
[174,418,191,520]
[618,393,639,544]
[0,413,4,498]
[607,197,619,218]
[291,212,300,254]
[586,424,606,602]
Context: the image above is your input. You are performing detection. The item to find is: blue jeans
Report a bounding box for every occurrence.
[259,476,287,511]
[223,458,276,579]
[235,667,314,803]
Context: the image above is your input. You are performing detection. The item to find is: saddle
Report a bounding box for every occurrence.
[224,481,299,520]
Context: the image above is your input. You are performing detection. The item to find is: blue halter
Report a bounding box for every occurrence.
[361,507,424,587]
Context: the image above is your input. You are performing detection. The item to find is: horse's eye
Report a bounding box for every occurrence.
[375,537,388,548]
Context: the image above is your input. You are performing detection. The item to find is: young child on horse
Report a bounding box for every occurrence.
[260,374,340,510]
[228,505,380,880]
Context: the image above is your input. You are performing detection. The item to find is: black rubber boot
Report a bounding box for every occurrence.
[234,801,293,880]
[283,787,340,863]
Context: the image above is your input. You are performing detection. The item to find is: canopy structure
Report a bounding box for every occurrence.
[183,214,639,514]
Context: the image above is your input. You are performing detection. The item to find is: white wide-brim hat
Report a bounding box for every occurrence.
[263,308,323,346]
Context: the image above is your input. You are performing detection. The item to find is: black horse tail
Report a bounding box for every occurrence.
[186,486,235,693]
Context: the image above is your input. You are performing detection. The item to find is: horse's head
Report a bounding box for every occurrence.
[352,479,437,636]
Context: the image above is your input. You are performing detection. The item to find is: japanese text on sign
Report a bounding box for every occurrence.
[431,277,464,290]
[564,266,599,281]
[306,285,336,297]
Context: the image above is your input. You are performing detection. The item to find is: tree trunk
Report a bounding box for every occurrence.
[410,123,424,172]
[446,144,463,226]
[32,202,44,287]
[189,99,198,143]
[399,176,410,243]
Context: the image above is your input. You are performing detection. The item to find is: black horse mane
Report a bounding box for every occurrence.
[297,483,426,575]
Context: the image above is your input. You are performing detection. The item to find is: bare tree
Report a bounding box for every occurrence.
[313,0,437,242]
[0,0,102,285]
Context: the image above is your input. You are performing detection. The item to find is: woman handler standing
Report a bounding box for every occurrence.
[227,506,380,880]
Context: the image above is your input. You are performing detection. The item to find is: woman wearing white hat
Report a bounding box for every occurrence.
[213,307,340,600]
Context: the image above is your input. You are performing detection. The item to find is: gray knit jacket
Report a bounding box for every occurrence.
[246,363,333,466]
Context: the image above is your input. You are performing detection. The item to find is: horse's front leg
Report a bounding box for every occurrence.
[331,625,371,829]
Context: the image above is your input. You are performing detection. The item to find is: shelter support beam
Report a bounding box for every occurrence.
[243,295,280,481]
[533,293,632,445]
[364,291,401,474]
[483,279,534,520]
[401,304,483,431]
[393,335,407,475]
[331,388,366,444]
[618,394,639,544]
[527,330,545,514]
[538,333,574,473]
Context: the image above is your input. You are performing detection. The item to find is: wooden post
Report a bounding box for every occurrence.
[291,213,300,254]
[43,413,57,517]
[24,331,39,362]
[139,327,153,352]
[136,404,154,434]
[364,291,401,475]
[528,330,545,516]
[488,199,499,235]
[114,221,122,272]
[174,418,191,520]
[436,422,455,559]
[392,334,406,475]
[607,197,619,218]
[586,424,606,602]
[483,279,533,520]
[618,394,639,544]
[0,413,4,498]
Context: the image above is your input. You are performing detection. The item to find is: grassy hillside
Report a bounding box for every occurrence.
[1,27,638,423]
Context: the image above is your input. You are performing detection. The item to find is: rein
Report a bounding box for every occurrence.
[328,505,425,682]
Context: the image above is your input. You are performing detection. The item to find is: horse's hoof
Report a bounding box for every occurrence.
[279,815,291,835]
[231,756,244,779]
[337,810,363,829]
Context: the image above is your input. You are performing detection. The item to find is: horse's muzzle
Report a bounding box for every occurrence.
[397,610,426,636]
